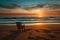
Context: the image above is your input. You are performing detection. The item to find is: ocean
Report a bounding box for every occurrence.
[0,16,60,24]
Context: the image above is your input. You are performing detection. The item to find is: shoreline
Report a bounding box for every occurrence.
[0,23,60,25]
[0,23,60,31]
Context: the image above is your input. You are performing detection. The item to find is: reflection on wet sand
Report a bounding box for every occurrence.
[0,23,60,40]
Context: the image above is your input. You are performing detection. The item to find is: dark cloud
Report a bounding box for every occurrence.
[0,3,21,9]
[24,4,44,10]
[25,4,60,10]
[43,4,60,9]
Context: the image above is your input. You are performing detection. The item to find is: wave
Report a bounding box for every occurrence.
[0,16,60,24]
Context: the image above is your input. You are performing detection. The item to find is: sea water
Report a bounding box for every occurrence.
[0,16,60,24]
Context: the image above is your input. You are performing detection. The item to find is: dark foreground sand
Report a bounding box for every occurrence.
[0,23,60,40]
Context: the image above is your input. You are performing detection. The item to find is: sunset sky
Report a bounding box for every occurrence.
[0,0,60,17]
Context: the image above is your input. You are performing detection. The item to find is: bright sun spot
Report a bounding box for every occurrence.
[29,8,44,17]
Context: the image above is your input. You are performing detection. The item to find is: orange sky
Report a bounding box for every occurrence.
[0,13,38,16]
[0,11,60,17]
[41,10,60,17]
[0,8,60,17]
[0,4,60,17]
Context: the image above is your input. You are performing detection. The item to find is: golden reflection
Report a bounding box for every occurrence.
[25,23,42,25]
[25,23,60,26]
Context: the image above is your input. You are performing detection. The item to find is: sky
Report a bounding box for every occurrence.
[0,0,60,7]
[0,0,60,16]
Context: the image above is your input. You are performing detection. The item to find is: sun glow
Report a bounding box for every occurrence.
[29,9,44,17]
[37,10,44,17]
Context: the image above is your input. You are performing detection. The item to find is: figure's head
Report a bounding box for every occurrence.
[16,22,22,24]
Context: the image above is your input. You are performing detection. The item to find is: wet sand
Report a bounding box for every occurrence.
[0,23,60,31]
[0,23,60,40]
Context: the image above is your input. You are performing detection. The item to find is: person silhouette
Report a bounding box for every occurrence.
[16,22,25,32]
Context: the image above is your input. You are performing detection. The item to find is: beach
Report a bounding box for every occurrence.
[0,23,60,31]
[0,23,60,40]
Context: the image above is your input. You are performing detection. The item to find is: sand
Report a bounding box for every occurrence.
[0,23,60,40]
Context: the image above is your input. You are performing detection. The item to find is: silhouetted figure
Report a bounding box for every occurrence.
[16,22,25,32]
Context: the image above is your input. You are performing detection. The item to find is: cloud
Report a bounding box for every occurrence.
[26,4,60,10]
[0,7,30,13]
[25,4,44,10]
[43,4,60,10]
[0,5,37,16]
[0,4,60,16]
[25,4,60,17]
[0,3,21,9]
[0,3,31,13]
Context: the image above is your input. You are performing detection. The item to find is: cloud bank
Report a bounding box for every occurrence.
[0,4,38,16]
[25,4,60,17]
[0,4,30,13]
[0,4,60,16]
